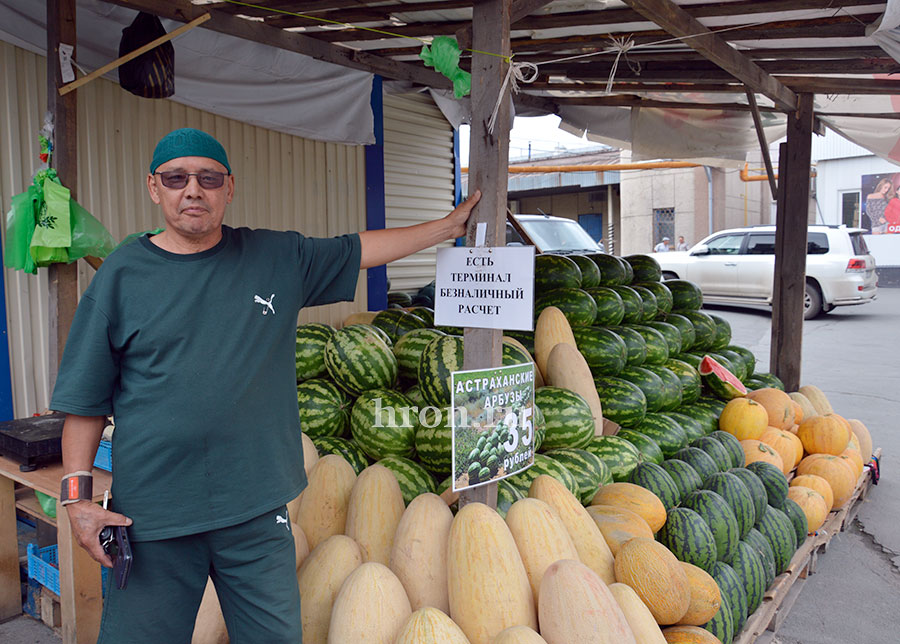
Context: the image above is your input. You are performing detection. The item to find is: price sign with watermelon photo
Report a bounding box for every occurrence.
[450,362,535,492]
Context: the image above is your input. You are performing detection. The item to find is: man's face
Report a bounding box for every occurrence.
[147,156,234,240]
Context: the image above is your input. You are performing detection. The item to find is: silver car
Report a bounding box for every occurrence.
[653,225,877,319]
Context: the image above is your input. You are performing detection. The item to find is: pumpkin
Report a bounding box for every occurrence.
[298,535,364,644]
[491,626,548,644]
[394,607,471,644]
[608,582,667,644]
[677,562,721,626]
[534,306,577,381]
[546,342,604,436]
[797,415,850,456]
[848,418,873,462]
[718,398,769,441]
[790,474,834,513]
[586,504,654,555]
[297,454,357,549]
[740,439,785,471]
[797,454,857,508]
[614,538,691,625]
[747,388,795,430]
[759,427,802,473]
[787,486,829,533]
[840,446,864,479]
[345,464,405,564]
[328,562,412,644]
[661,625,723,644]
[591,482,667,533]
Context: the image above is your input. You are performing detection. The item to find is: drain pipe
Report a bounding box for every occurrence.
[704,166,713,236]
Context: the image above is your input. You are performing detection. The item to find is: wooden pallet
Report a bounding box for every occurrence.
[733,448,881,644]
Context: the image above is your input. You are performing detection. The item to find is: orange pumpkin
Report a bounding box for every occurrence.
[838,450,864,480]
[797,454,857,508]
[848,419,873,462]
[787,486,829,533]
[759,428,802,473]
[790,474,834,513]
[747,388,796,430]
[718,398,769,441]
[796,414,850,456]
[740,440,784,472]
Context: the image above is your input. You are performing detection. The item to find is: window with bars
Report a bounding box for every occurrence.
[653,207,675,245]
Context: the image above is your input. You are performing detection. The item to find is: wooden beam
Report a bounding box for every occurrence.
[746,89,778,199]
[548,94,779,112]
[457,0,555,49]
[104,0,451,88]
[264,0,473,28]
[516,45,888,65]
[459,0,513,511]
[0,477,19,620]
[771,94,814,392]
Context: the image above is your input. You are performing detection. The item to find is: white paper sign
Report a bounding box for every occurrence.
[58,43,75,83]
[434,246,535,331]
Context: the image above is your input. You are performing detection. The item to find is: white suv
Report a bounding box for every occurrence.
[654,225,877,319]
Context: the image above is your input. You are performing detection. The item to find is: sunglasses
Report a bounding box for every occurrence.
[154,170,228,190]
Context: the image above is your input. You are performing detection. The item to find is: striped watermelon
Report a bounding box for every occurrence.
[629,462,681,510]
[642,364,683,412]
[630,285,659,322]
[415,407,452,476]
[617,367,666,413]
[532,403,546,452]
[616,429,664,465]
[703,472,757,540]
[618,256,635,283]
[717,348,748,382]
[779,497,809,547]
[684,311,718,351]
[544,447,612,504]
[664,313,697,351]
[505,329,535,355]
[729,468,769,527]
[610,285,644,324]
[710,561,748,635]
[710,431,745,469]
[372,309,427,343]
[350,389,418,460]
[666,279,704,311]
[636,280,673,314]
[674,447,719,484]
[708,352,740,380]
[726,345,757,380]
[695,396,728,417]
[657,506,718,572]
[630,413,688,458]
[584,435,642,482]
[676,405,719,435]
[407,306,435,327]
[295,323,336,382]
[496,478,525,519]
[728,539,768,614]
[748,371,785,391]
[664,412,707,443]
[534,387,595,450]
[570,254,601,288]
[646,321,682,356]
[584,286,626,326]
[348,322,393,347]
[588,252,628,286]
[387,291,413,307]
[608,326,648,367]
[297,378,351,438]
[417,335,464,407]
[501,338,533,367]
[660,459,703,500]
[691,436,733,472]
[535,254,582,290]
[571,326,628,376]
[393,328,446,382]
[682,490,741,562]
[324,325,398,396]
[699,355,747,401]
[664,358,701,405]
[404,384,426,407]
[745,461,789,508]
[593,376,648,427]
[744,528,777,587]
[505,453,579,497]
[310,436,370,475]
[624,254,663,283]
[627,324,670,365]
[534,287,597,327]
[708,314,733,351]
[377,455,437,504]
[755,505,797,575]
[703,592,734,644]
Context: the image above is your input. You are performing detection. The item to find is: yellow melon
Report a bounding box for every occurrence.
[848,419,873,462]
[740,439,785,471]
[798,384,834,415]
[787,486,829,533]
[328,562,412,644]
[591,482,667,533]
[677,563,721,626]
[546,342,603,435]
[292,522,309,570]
[747,388,796,430]
[503,335,544,388]
[662,625,723,644]
[790,474,834,513]
[614,538,691,625]
[585,504,654,555]
[491,626,548,644]
[298,535,364,644]
[534,306,577,381]
[797,454,857,508]
[394,607,472,644]
[718,398,769,441]
[345,464,405,564]
[608,582,667,644]
[797,415,851,456]
[759,427,802,473]
[297,454,357,549]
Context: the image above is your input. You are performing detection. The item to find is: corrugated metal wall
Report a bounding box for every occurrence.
[383,93,455,293]
[0,42,366,417]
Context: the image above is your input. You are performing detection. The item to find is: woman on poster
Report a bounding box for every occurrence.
[865,178,892,233]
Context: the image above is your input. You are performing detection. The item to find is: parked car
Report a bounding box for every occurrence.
[653,225,877,319]
[506,213,605,254]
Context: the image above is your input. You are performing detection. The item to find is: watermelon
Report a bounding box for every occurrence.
[627,324,670,365]
[674,447,719,485]
[691,436,733,473]
[707,314,733,351]
[666,279,704,311]
[663,358,701,405]
[348,322,393,347]
[535,254,581,290]
[310,436,370,475]
[728,540,767,615]
[377,455,436,504]
[717,348,748,382]
[755,505,797,575]
[535,287,597,327]
[779,496,809,547]
[660,459,703,500]
[748,371,785,391]
[415,407,453,476]
[534,387,595,450]
[641,364,683,411]
[407,306,435,327]
[664,412,707,443]
[683,311,718,351]
[699,355,747,400]
[703,472,757,540]
[372,309,427,343]
[695,396,728,417]
[593,376,648,427]
[505,329,535,355]
[745,461,789,508]
[295,323,336,382]
[618,366,666,413]
[710,431,745,469]
[629,461,681,509]
[616,429,664,465]
[571,326,628,376]
[393,328,446,382]
[630,412,688,458]
[350,389,418,460]
[744,528,777,587]
[418,335,464,407]
[646,321,682,356]
[637,280,673,314]
[502,338,533,367]
[584,286,627,326]
[630,285,659,322]
[588,252,628,286]
[675,350,703,371]
[657,507,718,572]
[709,352,740,380]
[608,326,648,366]
[544,447,611,504]
[404,385,426,407]
[664,313,697,350]
[324,325,399,396]
[726,345,757,380]
[297,378,352,438]
[532,403,546,452]
[703,591,734,644]
[710,561,748,635]
[729,468,769,528]
[504,453,579,497]
[624,254,663,283]
[584,435,642,483]
[496,478,525,519]
[387,291,412,307]
[610,285,644,325]
[570,254,601,289]
[682,489,740,562]
[617,255,635,284]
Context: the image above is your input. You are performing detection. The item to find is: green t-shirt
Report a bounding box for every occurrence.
[50,226,361,541]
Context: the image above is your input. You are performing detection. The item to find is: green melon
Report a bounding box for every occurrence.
[584,286,627,326]
[544,447,612,505]
[593,376,648,427]
[324,325,399,396]
[295,323,336,382]
[630,285,659,323]
[535,254,582,290]
[682,489,741,563]
[311,436,370,475]
[350,389,418,460]
[393,328,446,382]
[584,435,642,483]
[297,378,352,438]
[534,287,597,327]
[658,506,718,572]
[608,326,648,367]
[610,285,644,325]
[571,326,628,376]
[624,254,663,283]
[417,335,464,407]
[378,455,437,504]
[534,386,595,450]
[569,254,602,289]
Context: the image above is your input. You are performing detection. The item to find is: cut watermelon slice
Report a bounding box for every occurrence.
[699,355,748,400]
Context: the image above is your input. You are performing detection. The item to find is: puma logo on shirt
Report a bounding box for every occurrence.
[254,293,275,315]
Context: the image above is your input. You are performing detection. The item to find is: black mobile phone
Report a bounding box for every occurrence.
[99,525,133,590]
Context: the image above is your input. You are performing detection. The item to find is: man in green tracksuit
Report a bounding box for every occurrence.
[50,128,480,643]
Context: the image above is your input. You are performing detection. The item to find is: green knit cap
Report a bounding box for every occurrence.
[150,128,231,174]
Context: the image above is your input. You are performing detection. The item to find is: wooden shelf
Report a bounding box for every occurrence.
[15,487,56,527]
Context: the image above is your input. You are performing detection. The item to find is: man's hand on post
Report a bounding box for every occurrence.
[66,500,132,567]
[445,190,482,239]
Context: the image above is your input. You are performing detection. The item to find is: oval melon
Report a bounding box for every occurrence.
[394,607,471,644]
[546,342,603,435]
[328,562,412,644]
[585,504,654,555]
[677,562,721,626]
[492,626,548,644]
[848,418,873,462]
[297,454,357,549]
[591,482,667,532]
[614,538,691,625]
[298,535,364,644]
[534,306,577,381]
[345,464,405,564]
[608,582,667,644]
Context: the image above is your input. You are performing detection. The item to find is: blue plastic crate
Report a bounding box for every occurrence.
[93,440,112,471]
[27,543,60,595]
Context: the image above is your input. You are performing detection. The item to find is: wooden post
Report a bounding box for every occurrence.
[47,0,79,390]
[459,0,512,510]
[770,93,814,392]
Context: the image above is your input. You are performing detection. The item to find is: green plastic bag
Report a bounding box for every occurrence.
[69,199,116,261]
[115,227,164,250]
[3,185,40,274]
[34,490,57,519]
[30,178,71,267]
[420,36,471,98]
